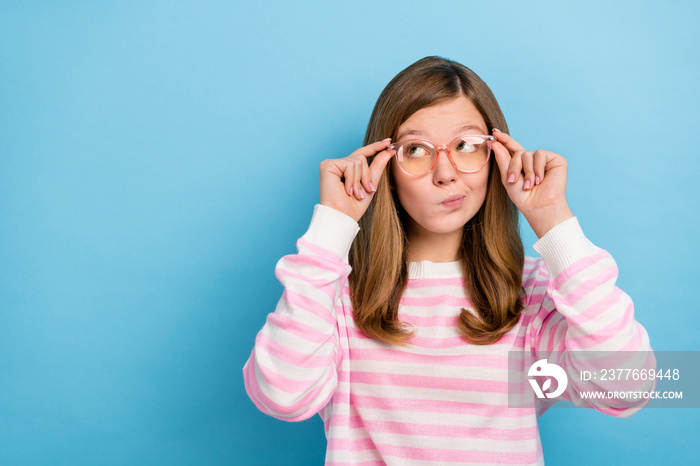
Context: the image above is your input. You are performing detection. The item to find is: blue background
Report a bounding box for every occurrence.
[1,1,698,464]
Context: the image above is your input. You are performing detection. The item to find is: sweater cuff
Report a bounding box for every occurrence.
[302,204,360,263]
[532,216,599,279]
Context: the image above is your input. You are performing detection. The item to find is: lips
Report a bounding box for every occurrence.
[441,194,466,209]
[441,194,466,204]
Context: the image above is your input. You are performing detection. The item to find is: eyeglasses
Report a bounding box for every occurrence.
[389,134,496,176]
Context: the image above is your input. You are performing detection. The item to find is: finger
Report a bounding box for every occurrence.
[533,150,547,185]
[359,158,375,193]
[491,140,514,184]
[521,151,535,190]
[368,147,396,186]
[353,159,366,200]
[492,129,526,154]
[343,162,355,197]
[351,138,392,158]
[508,151,525,184]
[493,140,524,184]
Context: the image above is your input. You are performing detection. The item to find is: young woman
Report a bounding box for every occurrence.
[243,56,653,465]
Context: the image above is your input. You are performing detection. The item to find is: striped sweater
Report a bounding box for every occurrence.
[243,204,653,465]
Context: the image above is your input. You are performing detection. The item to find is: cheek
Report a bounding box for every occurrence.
[474,167,490,194]
[390,160,409,199]
[479,173,490,193]
[394,183,431,221]
[395,183,422,212]
[468,168,491,195]
[475,176,489,204]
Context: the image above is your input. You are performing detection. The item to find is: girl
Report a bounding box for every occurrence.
[243,56,653,465]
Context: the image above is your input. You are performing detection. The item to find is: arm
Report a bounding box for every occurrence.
[242,204,359,421]
[528,216,656,417]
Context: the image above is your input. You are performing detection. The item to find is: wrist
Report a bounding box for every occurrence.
[532,216,599,278]
[320,200,361,223]
[527,204,574,239]
[304,204,360,262]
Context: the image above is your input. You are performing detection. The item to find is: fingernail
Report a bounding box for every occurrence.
[493,128,501,133]
[524,179,531,190]
[359,188,366,199]
[535,175,540,185]
[349,187,353,196]
[369,182,376,192]
[382,138,391,143]
[507,173,515,183]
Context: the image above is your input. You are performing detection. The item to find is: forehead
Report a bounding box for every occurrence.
[397,96,487,140]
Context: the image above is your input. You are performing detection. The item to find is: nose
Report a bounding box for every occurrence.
[432,146,457,185]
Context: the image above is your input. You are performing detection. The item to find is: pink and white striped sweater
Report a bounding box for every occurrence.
[243,204,653,465]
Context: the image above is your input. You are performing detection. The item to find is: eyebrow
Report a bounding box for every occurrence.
[396,124,487,141]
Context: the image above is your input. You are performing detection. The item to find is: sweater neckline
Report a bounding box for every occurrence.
[408,260,462,279]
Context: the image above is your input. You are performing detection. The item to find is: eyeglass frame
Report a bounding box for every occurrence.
[388,134,497,176]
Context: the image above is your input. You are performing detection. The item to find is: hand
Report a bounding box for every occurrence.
[319,138,395,222]
[491,129,574,239]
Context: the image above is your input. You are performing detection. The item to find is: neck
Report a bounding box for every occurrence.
[406,224,463,263]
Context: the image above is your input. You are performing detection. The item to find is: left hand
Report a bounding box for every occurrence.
[491,129,574,239]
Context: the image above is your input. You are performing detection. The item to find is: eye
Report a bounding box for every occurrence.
[455,140,476,153]
[406,144,430,158]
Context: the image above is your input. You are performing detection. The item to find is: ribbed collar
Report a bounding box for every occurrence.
[408,260,462,279]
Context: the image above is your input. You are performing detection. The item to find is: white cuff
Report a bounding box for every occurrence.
[302,204,360,262]
[532,216,599,279]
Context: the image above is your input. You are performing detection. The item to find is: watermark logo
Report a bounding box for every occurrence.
[509,351,695,409]
[528,359,568,399]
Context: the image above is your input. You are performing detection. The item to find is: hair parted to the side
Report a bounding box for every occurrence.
[348,55,525,347]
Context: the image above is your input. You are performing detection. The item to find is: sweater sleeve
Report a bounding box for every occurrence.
[243,204,359,422]
[527,217,656,417]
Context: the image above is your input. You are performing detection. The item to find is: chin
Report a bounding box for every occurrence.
[406,206,477,236]
[424,217,470,235]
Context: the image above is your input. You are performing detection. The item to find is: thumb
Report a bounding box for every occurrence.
[491,141,512,183]
[368,148,395,186]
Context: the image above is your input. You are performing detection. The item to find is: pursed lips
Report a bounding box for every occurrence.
[441,194,466,204]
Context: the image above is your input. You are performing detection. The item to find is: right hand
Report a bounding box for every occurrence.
[319,138,395,222]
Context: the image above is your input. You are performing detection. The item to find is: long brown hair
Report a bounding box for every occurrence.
[348,56,525,346]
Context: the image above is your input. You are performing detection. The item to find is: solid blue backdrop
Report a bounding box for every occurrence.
[1,1,698,464]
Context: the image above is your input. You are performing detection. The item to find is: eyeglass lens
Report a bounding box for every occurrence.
[396,136,490,175]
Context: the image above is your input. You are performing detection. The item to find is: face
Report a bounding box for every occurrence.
[390,96,491,241]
